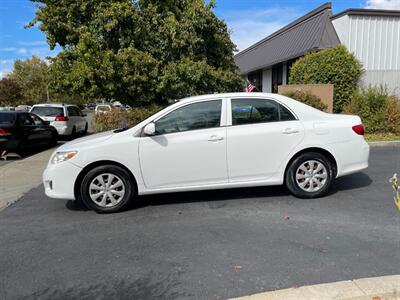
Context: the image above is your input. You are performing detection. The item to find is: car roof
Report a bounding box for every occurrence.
[31,103,77,107]
[0,111,29,114]
[179,92,288,103]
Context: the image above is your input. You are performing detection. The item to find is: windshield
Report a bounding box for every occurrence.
[31,106,64,117]
[0,113,16,125]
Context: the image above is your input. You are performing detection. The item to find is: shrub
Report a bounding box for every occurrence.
[93,105,165,132]
[385,96,400,134]
[282,90,327,111]
[126,104,164,126]
[289,45,364,112]
[93,109,128,132]
[343,86,400,134]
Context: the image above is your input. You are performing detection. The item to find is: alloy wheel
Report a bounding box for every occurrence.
[89,173,125,207]
[295,160,328,193]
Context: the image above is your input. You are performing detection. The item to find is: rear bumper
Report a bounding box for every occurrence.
[50,122,72,136]
[0,138,19,152]
[43,161,82,199]
[330,138,370,177]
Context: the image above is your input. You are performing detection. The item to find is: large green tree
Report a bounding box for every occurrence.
[30,0,243,105]
[0,77,23,106]
[8,55,50,104]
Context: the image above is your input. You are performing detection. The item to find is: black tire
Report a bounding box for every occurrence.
[70,127,76,139]
[80,165,134,213]
[83,123,88,134]
[50,132,58,147]
[285,152,333,199]
[17,139,27,157]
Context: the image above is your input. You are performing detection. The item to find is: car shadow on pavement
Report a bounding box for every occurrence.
[328,172,373,195]
[18,272,186,300]
[139,185,290,208]
[65,172,373,213]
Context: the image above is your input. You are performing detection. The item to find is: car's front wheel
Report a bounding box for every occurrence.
[285,152,333,198]
[80,165,134,213]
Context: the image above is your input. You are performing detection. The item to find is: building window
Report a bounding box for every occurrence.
[248,70,262,92]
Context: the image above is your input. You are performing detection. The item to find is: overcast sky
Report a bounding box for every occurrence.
[1,0,400,78]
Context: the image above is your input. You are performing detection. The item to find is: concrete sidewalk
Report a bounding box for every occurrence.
[0,148,54,210]
[230,275,400,300]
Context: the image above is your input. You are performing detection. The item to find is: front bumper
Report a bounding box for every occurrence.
[43,161,82,199]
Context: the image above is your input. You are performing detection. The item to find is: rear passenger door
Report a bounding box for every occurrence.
[226,98,304,182]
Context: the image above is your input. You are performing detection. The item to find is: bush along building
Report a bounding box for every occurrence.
[234,2,400,96]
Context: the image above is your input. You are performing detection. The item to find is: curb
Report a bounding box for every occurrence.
[368,140,400,147]
[229,275,400,300]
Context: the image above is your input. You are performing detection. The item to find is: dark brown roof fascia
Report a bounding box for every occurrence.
[332,8,400,20]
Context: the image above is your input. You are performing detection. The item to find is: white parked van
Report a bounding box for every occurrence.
[30,103,88,136]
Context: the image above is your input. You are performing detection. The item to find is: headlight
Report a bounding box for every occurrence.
[51,151,78,164]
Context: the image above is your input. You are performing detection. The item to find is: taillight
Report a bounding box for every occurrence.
[55,115,69,121]
[0,128,11,136]
[352,124,365,135]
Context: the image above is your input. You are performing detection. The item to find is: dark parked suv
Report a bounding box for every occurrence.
[0,112,58,155]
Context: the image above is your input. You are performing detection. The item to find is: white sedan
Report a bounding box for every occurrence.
[43,93,369,213]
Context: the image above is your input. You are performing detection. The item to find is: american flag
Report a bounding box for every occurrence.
[244,80,256,92]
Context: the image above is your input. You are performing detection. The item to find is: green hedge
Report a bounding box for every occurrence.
[93,105,164,132]
[289,45,364,112]
[343,86,400,134]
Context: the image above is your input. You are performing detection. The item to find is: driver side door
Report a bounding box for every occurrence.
[138,99,228,189]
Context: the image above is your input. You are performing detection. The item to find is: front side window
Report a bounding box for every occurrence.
[30,114,45,125]
[18,114,34,126]
[231,98,295,125]
[155,100,222,135]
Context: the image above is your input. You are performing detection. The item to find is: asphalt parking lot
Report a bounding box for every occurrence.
[0,145,399,300]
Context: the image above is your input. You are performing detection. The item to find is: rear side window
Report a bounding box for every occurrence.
[74,107,83,116]
[67,107,80,116]
[96,105,111,112]
[0,113,16,125]
[31,106,64,117]
[279,104,296,121]
[231,98,295,125]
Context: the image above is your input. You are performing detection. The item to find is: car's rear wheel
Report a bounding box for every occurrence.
[71,126,76,139]
[285,152,333,198]
[80,165,134,213]
[17,139,27,157]
[50,132,58,147]
[83,123,88,134]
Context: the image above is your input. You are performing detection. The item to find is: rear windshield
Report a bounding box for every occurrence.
[0,113,16,125]
[31,106,64,117]
[97,106,111,111]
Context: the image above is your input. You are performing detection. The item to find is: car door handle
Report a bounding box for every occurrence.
[282,128,299,134]
[208,135,224,142]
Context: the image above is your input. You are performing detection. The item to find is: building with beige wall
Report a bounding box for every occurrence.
[235,2,400,96]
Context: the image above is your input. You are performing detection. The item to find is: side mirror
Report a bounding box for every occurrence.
[82,113,87,117]
[143,122,156,136]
